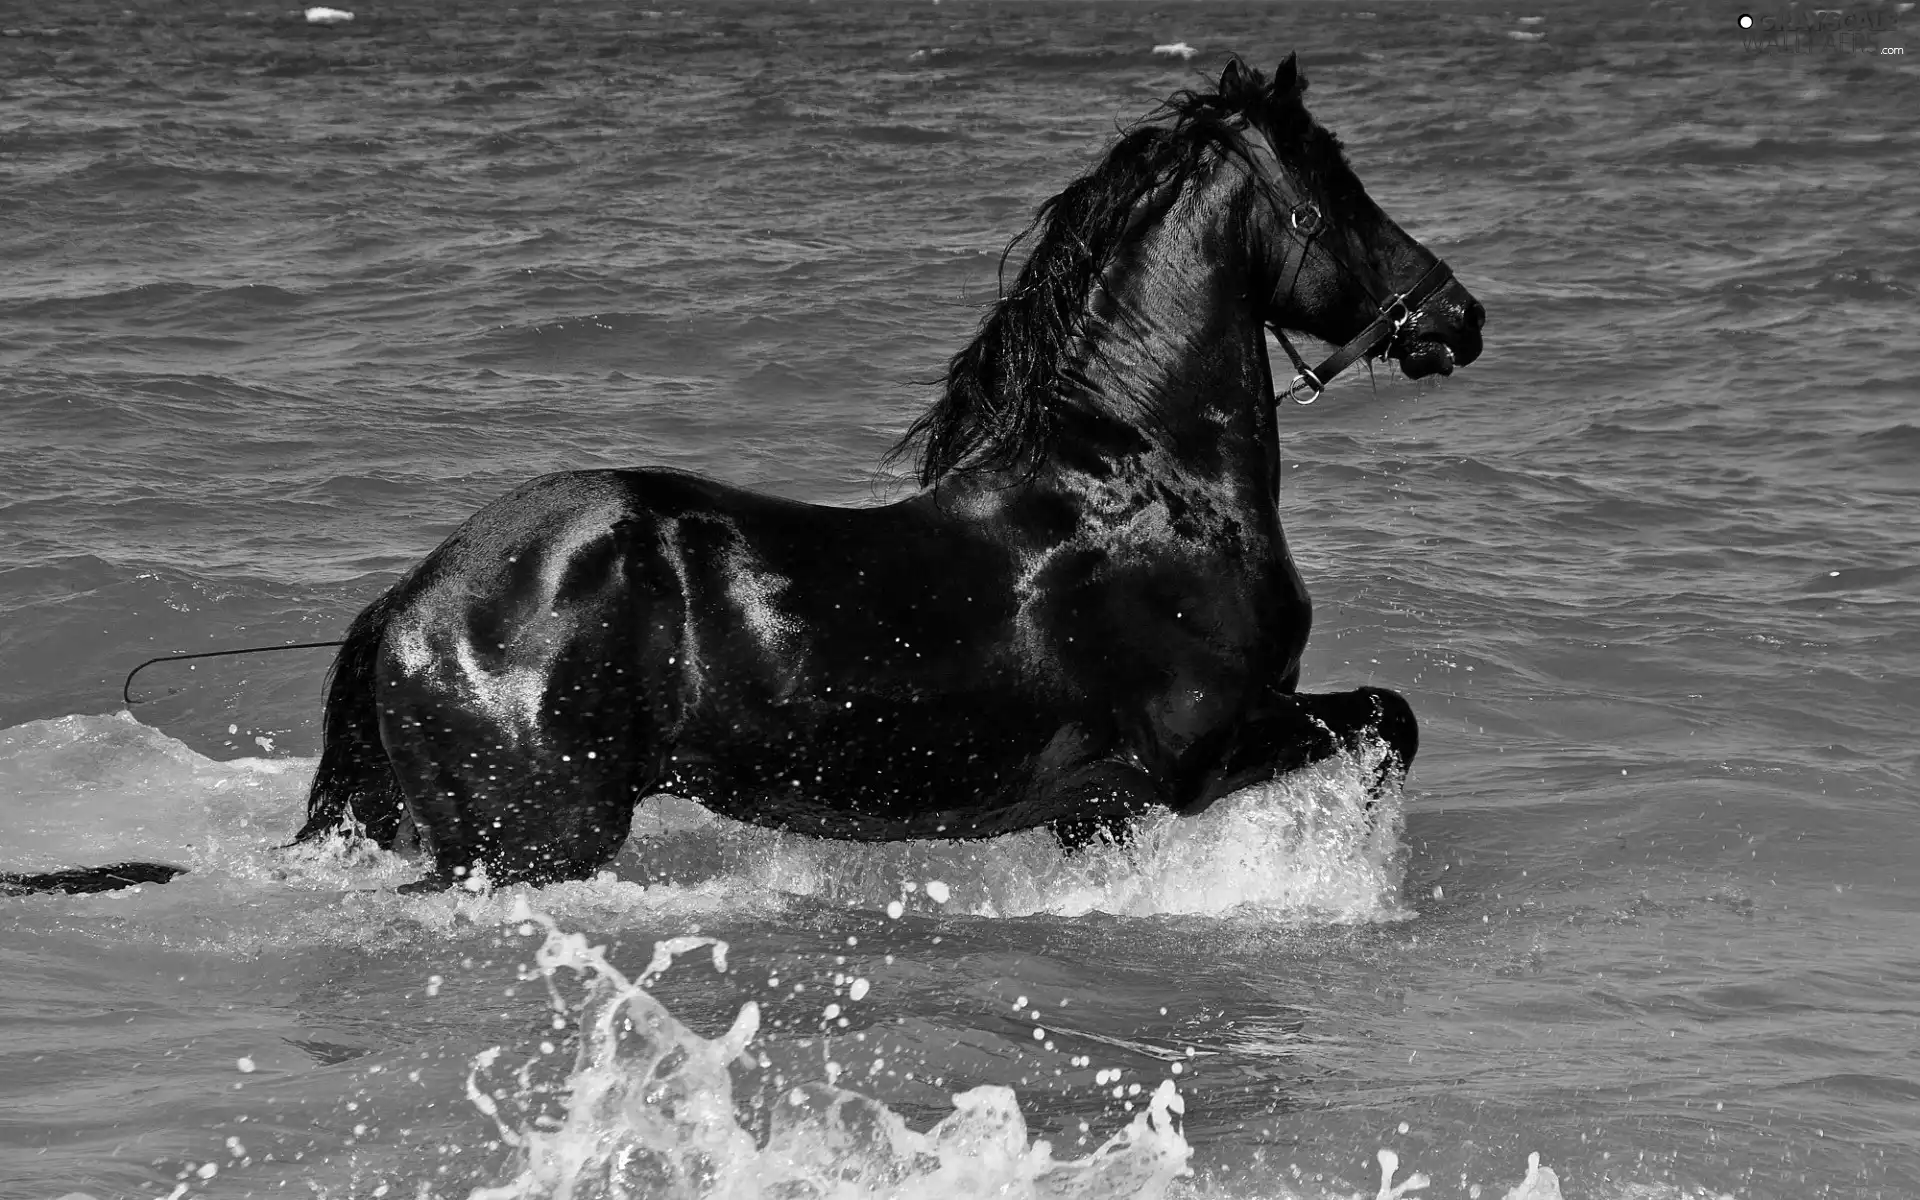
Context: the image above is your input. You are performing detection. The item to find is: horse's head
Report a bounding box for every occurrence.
[1222,55,1484,395]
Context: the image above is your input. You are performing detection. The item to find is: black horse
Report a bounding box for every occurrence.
[9,56,1483,896]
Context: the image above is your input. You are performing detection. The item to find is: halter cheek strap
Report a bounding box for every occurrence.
[1251,153,1458,407]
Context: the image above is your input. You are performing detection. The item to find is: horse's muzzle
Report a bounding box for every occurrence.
[1393,287,1484,379]
[1397,280,1482,378]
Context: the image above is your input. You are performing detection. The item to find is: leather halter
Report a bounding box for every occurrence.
[1247,144,1457,406]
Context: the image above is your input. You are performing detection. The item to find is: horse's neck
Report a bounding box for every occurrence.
[1047,169,1280,511]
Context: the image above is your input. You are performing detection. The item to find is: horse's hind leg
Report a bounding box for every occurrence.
[380,670,661,890]
[1183,686,1418,815]
[375,511,684,890]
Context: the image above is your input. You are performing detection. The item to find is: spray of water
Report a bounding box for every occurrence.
[465,900,1194,1200]
[637,736,1412,923]
[1,714,1412,931]
[4,716,1591,1200]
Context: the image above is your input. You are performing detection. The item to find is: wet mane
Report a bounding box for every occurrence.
[890,56,1359,487]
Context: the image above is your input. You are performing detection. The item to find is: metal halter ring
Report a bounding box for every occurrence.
[1289,201,1323,236]
[1383,297,1412,334]
[1284,367,1325,405]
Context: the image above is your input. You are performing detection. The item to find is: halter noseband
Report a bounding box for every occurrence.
[1250,147,1457,406]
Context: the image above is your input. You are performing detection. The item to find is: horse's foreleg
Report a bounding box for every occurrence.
[1180,686,1417,816]
[1042,757,1165,853]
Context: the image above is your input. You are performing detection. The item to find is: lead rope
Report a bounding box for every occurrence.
[123,640,346,707]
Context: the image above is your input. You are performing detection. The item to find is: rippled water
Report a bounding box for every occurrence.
[2,2,1915,1197]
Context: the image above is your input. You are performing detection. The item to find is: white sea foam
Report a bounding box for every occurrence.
[5,716,1647,1199]
[305,6,354,23]
[676,746,1410,922]
[1152,42,1198,60]
[0,713,1410,939]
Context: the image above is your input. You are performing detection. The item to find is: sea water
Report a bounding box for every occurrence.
[2,1,1914,1197]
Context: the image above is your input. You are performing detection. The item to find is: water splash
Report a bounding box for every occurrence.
[648,737,1411,923]
[467,902,1194,1200]
[1373,1148,1430,1199]
[1498,1153,1563,1200]
[2,713,1409,935]
[3,717,1607,1199]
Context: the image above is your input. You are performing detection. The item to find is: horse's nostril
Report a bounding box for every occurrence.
[1465,300,1486,332]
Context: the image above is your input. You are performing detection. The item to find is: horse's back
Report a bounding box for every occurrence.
[366,466,1071,855]
[377,466,1006,692]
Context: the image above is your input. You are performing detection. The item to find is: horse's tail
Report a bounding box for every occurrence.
[292,585,409,847]
[0,861,188,897]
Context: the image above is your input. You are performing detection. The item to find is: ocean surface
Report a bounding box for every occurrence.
[1,1,1915,1197]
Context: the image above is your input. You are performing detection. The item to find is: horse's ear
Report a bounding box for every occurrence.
[1219,57,1254,98]
[1273,52,1301,97]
